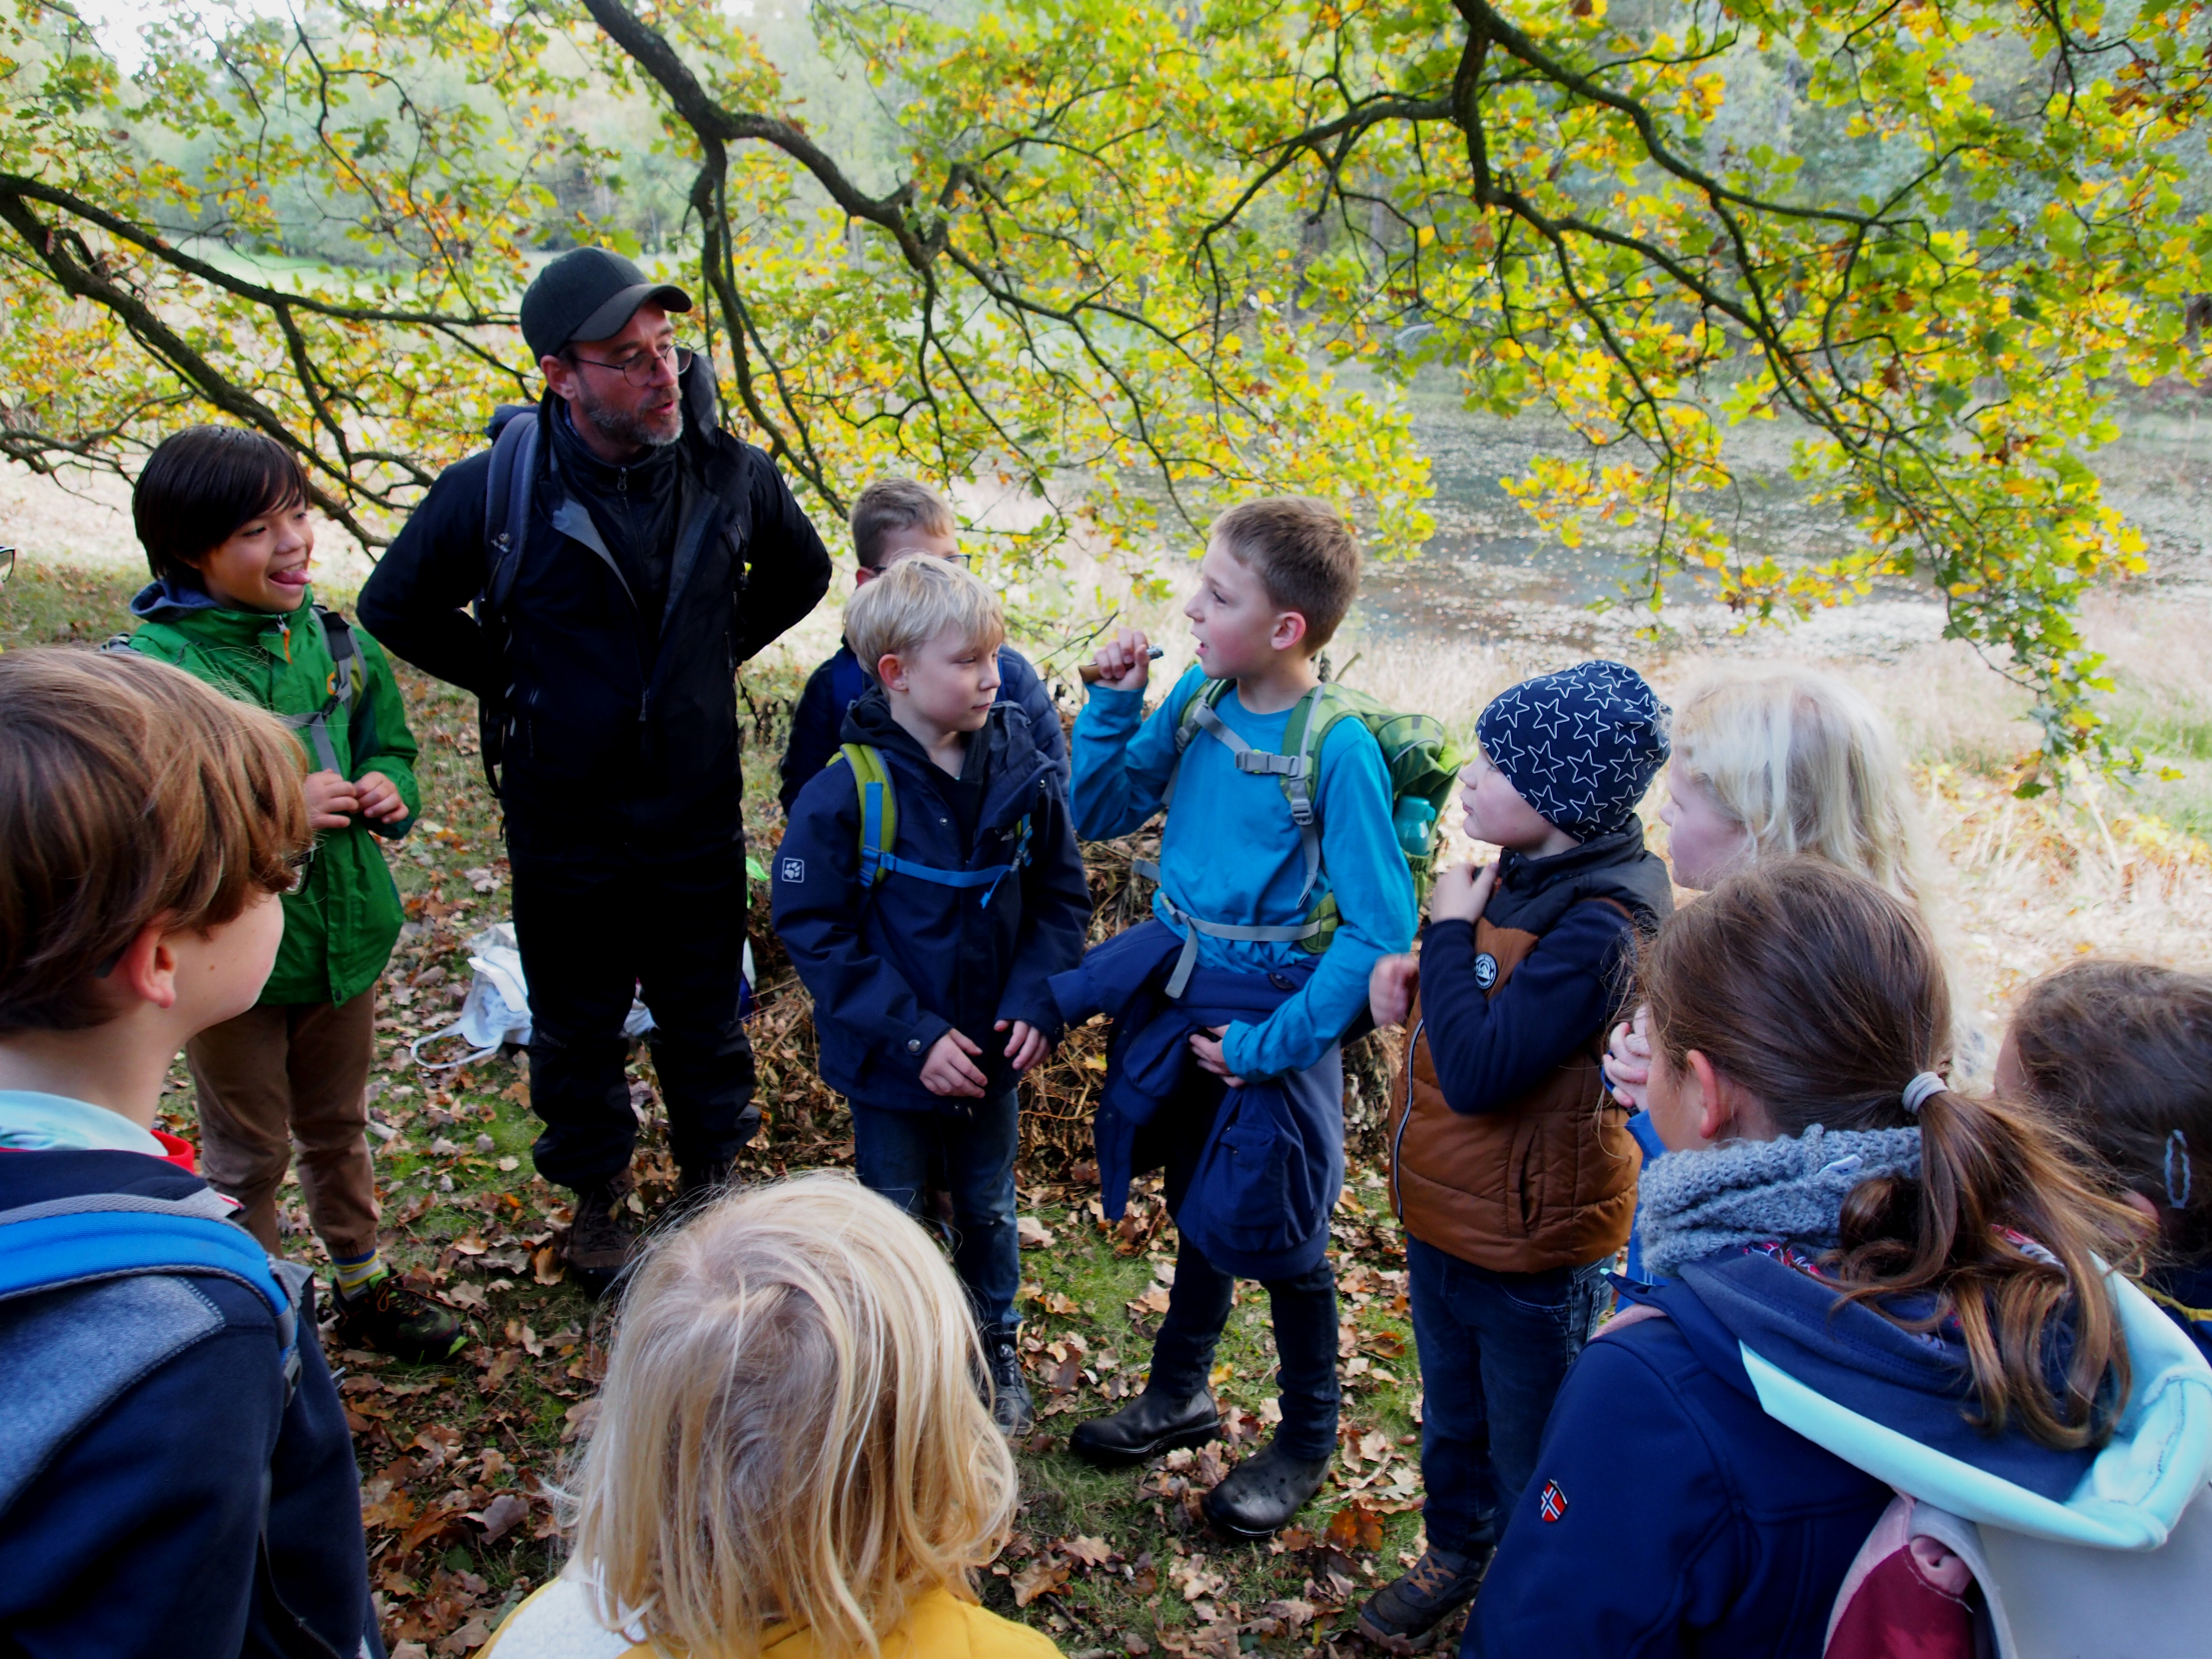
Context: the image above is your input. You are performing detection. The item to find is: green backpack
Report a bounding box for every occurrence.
[1137,678,1457,994]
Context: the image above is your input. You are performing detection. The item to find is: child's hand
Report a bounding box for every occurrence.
[1091,628,1153,693]
[919,1029,989,1098]
[1605,1004,1653,1109]
[302,769,360,830]
[1370,954,1419,1028]
[352,771,409,824]
[1190,1025,1247,1089]
[997,1019,1051,1073]
[1428,860,1499,925]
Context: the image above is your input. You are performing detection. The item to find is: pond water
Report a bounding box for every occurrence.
[1350,384,2212,661]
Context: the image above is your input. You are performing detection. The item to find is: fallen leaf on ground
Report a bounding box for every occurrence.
[561,1398,601,1443]
[1058,1534,1115,1567]
[1016,1215,1056,1249]
[1325,1500,1384,1554]
[531,1245,564,1286]
[468,1491,529,1544]
[1011,1558,1070,1607]
[1126,1284,1172,1316]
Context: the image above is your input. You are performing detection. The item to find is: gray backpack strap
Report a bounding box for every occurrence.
[1184,695,1323,904]
[481,406,541,622]
[276,605,360,775]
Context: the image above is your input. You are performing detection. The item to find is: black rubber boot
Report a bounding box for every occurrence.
[1355,1543,1494,1652]
[1067,1386,1220,1467]
[985,1333,1036,1436]
[1202,1438,1333,1538]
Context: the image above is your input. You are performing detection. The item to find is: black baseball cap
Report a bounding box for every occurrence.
[520,247,693,361]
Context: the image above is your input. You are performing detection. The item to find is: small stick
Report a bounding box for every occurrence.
[1076,645,1165,685]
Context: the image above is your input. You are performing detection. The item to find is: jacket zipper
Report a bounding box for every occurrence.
[1390,1017,1422,1214]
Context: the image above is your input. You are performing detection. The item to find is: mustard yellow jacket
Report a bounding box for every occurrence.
[480,1580,1062,1659]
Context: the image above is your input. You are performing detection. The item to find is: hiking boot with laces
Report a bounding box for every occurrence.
[331,1272,471,1364]
[1355,1543,1493,1653]
[984,1332,1035,1435]
[564,1177,640,1299]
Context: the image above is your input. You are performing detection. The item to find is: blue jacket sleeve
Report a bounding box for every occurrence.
[996,782,1093,1034]
[770,765,953,1075]
[999,647,1069,794]
[1466,1329,1737,1659]
[1069,670,1201,841]
[1419,903,1635,1114]
[779,656,845,814]
[1223,719,1419,1081]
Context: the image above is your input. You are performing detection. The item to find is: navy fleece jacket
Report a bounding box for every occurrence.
[772,688,1091,1111]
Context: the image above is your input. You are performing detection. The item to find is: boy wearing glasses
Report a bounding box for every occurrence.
[123,424,464,1362]
[777,478,1067,812]
[359,248,832,1295]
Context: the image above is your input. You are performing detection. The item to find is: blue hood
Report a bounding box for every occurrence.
[1647,1242,2212,1549]
[128,577,224,621]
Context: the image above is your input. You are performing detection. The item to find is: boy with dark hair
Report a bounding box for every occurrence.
[778,477,1066,811]
[1057,496,1419,1537]
[1359,660,1672,1648]
[126,423,464,1361]
[0,648,383,1657]
[773,557,1092,1434]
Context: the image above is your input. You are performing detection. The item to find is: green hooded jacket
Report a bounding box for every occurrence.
[127,580,421,1006]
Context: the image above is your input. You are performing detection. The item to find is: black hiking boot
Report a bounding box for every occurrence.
[1068,1386,1220,1467]
[331,1272,471,1364]
[1355,1543,1493,1652]
[1202,1438,1333,1539]
[564,1177,640,1299]
[985,1332,1036,1436]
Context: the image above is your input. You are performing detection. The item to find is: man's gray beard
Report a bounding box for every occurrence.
[577,386,681,450]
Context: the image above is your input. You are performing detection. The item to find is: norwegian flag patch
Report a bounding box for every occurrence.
[1538,1479,1568,1523]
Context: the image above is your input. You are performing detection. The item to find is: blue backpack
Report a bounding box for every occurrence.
[0,1189,310,1513]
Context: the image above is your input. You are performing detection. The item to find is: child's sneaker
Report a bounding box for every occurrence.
[331,1271,471,1363]
[1354,1544,1492,1653]
[983,1333,1035,1435]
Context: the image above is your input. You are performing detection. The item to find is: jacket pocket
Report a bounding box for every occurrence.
[1199,1094,1324,1260]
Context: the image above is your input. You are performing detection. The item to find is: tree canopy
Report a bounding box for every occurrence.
[2,0,2207,776]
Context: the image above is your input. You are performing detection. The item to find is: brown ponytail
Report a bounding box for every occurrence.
[1640,859,2143,1451]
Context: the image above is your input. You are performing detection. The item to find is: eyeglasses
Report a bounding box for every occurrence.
[278,849,315,894]
[567,342,694,388]
[0,546,15,587]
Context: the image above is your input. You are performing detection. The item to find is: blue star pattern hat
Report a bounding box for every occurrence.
[1476,660,1671,841]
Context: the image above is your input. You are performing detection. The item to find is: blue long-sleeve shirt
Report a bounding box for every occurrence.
[1072,666,1417,1080]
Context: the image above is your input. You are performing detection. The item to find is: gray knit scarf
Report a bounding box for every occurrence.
[1638,1124,1924,1281]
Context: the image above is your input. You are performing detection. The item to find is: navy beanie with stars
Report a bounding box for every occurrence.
[1476,660,1671,842]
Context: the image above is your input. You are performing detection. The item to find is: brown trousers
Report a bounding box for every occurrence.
[187,987,380,1259]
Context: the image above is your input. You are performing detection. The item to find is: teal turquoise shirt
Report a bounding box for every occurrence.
[1072,666,1418,1080]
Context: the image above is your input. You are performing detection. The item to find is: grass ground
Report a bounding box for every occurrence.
[4,554,2210,1656]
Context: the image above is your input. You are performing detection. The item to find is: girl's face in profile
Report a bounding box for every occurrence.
[1659,768,1752,890]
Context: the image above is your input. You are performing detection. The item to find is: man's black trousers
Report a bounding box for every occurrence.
[509,846,758,1192]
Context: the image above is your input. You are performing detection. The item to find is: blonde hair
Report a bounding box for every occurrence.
[0,647,310,1034]
[845,554,1004,677]
[564,1174,1019,1659]
[1671,667,1929,908]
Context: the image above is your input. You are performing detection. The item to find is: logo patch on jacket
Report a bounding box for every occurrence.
[1539,1479,1568,1523]
[779,856,805,884]
[1473,951,1500,990]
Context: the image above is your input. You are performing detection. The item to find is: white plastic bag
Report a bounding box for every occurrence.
[409,921,657,1070]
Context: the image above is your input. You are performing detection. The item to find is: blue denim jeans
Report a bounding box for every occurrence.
[1407,1235,1609,1554]
[851,1094,1021,1337]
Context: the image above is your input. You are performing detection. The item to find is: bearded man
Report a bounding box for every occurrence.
[360,248,830,1294]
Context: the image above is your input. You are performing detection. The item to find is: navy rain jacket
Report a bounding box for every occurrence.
[778,639,1068,813]
[0,1148,381,1658]
[771,688,1091,1112]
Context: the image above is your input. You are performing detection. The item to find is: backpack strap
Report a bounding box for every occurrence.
[481,405,540,625]
[275,605,360,775]
[1171,682,1336,905]
[840,743,1031,907]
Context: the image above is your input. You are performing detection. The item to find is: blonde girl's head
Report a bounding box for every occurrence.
[565,1173,1018,1659]
[1665,667,1927,903]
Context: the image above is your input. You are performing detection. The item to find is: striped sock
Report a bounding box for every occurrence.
[332,1249,386,1298]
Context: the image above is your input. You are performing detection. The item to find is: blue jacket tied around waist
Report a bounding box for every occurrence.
[773,689,1092,1113]
[1049,920,1345,1279]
